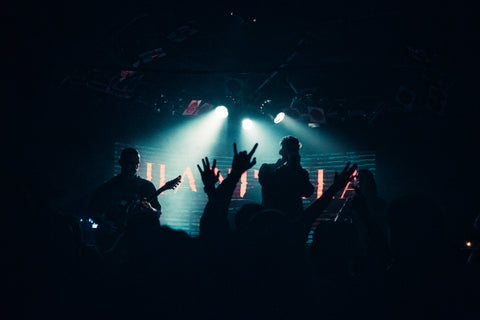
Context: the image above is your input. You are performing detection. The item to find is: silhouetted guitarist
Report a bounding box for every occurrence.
[88,147,180,254]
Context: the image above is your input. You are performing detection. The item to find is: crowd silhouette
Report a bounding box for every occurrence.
[6,140,479,320]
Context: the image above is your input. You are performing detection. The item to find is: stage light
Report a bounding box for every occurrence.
[242,118,253,130]
[274,112,285,124]
[215,106,229,118]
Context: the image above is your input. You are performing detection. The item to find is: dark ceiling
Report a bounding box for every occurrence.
[10,0,476,151]
[14,0,477,126]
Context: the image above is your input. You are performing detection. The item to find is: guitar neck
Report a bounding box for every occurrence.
[147,185,168,202]
[146,176,181,202]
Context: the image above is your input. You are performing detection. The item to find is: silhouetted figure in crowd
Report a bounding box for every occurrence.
[309,220,363,319]
[197,143,262,318]
[469,210,480,264]
[88,148,163,255]
[337,169,391,273]
[198,143,306,318]
[384,195,465,320]
[308,169,390,319]
[197,143,357,319]
[5,174,104,319]
[198,143,258,246]
[353,169,389,244]
[259,136,314,220]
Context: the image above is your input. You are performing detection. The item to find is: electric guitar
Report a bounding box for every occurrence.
[124,175,182,217]
[98,175,182,254]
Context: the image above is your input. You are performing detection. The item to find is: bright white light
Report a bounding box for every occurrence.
[242,118,254,130]
[274,112,285,124]
[215,106,229,118]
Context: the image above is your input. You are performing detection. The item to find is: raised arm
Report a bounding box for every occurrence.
[199,143,258,243]
[300,162,357,237]
[197,157,220,201]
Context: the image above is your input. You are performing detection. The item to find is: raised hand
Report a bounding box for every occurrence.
[332,161,358,193]
[231,142,258,176]
[197,157,220,192]
[301,161,358,237]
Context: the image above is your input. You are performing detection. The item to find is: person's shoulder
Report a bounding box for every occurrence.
[134,175,149,181]
[159,225,192,242]
[301,167,310,174]
[134,175,155,186]
[260,162,277,170]
[134,177,158,193]
[96,175,121,189]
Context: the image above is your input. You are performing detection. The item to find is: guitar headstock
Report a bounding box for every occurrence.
[164,175,182,191]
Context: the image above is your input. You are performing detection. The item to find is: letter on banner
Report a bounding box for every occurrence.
[340,169,357,199]
[159,164,166,193]
[317,169,324,199]
[145,162,154,182]
[240,171,247,198]
[175,166,197,193]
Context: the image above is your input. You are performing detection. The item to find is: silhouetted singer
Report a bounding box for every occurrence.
[259,136,314,220]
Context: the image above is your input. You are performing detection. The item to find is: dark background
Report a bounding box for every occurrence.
[8,0,479,240]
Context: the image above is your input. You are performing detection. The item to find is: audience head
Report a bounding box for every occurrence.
[235,207,292,249]
[235,203,265,230]
[310,221,359,278]
[357,169,377,197]
[387,195,446,264]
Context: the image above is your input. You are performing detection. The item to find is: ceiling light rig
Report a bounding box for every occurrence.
[148,90,391,128]
[227,11,257,24]
[182,99,215,116]
[258,99,272,115]
[152,93,168,113]
[274,112,285,124]
[283,90,327,127]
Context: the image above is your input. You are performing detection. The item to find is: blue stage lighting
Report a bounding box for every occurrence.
[242,118,254,130]
[274,112,285,124]
[215,106,229,118]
